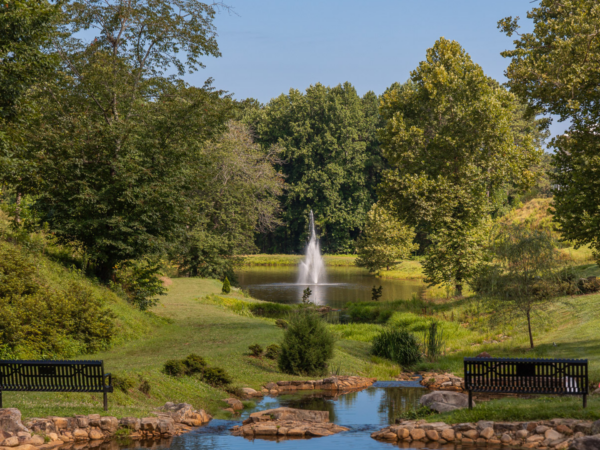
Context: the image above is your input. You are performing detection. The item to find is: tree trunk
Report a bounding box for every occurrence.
[527,309,534,348]
[455,283,463,297]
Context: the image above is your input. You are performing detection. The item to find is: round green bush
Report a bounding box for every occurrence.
[248,344,263,357]
[163,359,186,376]
[184,354,207,374]
[112,374,136,393]
[202,366,232,387]
[278,310,335,376]
[265,344,280,360]
[222,276,231,294]
[371,328,422,367]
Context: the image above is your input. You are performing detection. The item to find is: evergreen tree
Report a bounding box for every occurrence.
[222,276,231,294]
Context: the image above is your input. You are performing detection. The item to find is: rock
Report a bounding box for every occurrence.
[569,436,600,450]
[591,421,600,436]
[157,419,175,435]
[46,434,58,442]
[481,427,495,439]
[546,430,565,441]
[419,391,472,413]
[379,432,397,441]
[501,433,512,443]
[248,407,328,423]
[88,429,104,441]
[140,418,159,432]
[72,430,88,440]
[223,399,243,411]
[397,428,410,439]
[592,389,600,396]
[160,403,196,423]
[575,424,592,435]
[517,430,530,439]
[462,438,475,445]
[253,425,278,436]
[0,410,29,434]
[99,417,118,433]
[119,418,140,431]
[264,382,277,390]
[27,435,45,446]
[455,423,477,432]
[557,425,574,436]
[410,429,426,441]
[495,422,524,433]
[1,437,20,447]
[87,415,101,427]
[49,418,68,431]
[528,435,545,443]
[441,429,455,441]
[426,430,440,440]
[478,421,495,431]
[241,388,261,397]
[537,426,551,434]
[464,430,479,440]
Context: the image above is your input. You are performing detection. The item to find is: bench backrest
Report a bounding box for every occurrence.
[464,357,588,395]
[0,360,107,392]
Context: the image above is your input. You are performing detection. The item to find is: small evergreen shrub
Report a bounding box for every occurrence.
[222,277,231,294]
[278,310,335,376]
[371,328,422,367]
[265,344,280,360]
[202,366,232,387]
[275,319,288,329]
[248,344,263,357]
[163,359,187,376]
[112,374,136,393]
[184,354,207,373]
[138,379,151,395]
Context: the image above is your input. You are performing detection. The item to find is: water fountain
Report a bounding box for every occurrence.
[297,210,326,285]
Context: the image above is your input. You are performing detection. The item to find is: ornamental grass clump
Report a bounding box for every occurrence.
[371,328,421,367]
[278,310,335,376]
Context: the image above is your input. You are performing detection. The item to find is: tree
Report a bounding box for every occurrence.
[474,224,561,348]
[177,121,284,279]
[499,1,600,265]
[355,203,417,273]
[249,82,384,253]
[7,0,231,281]
[379,38,542,295]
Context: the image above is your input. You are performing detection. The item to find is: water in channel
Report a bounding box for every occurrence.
[235,266,426,308]
[122,384,429,450]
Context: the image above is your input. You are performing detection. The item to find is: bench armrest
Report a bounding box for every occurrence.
[104,373,113,393]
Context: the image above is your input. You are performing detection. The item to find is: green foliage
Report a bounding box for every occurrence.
[222,277,231,294]
[112,374,136,393]
[0,241,115,358]
[397,405,435,421]
[114,259,166,311]
[249,82,384,253]
[248,344,263,357]
[475,224,562,348]
[163,359,186,376]
[499,1,600,269]
[371,328,422,367]
[371,286,383,302]
[301,287,312,304]
[275,319,288,329]
[278,310,336,376]
[422,321,445,362]
[183,354,208,373]
[379,38,542,295]
[347,303,393,324]
[202,366,232,387]
[265,344,280,360]
[355,203,418,273]
[138,379,151,395]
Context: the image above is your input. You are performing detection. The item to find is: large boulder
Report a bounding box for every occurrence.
[0,409,29,434]
[247,407,328,424]
[569,436,600,450]
[419,391,473,413]
[591,421,600,436]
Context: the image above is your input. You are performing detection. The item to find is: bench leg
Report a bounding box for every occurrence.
[103,390,108,411]
[583,394,587,409]
[0,390,2,408]
[468,390,473,410]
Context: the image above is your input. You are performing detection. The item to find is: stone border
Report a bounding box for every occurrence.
[0,403,210,450]
[242,376,377,397]
[371,418,600,449]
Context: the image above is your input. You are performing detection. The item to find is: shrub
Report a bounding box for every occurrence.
[422,321,445,361]
[248,302,292,318]
[396,405,435,420]
[114,258,167,311]
[371,328,422,367]
[184,354,207,374]
[202,366,232,387]
[248,344,263,357]
[138,379,151,395]
[265,344,280,360]
[163,359,186,376]
[222,276,231,294]
[278,310,336,376]
[275,319,288,329]
[112,374,136,393]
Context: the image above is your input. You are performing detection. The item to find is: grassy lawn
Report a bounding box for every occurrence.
[241,254,357,266]
[4,278,402,420]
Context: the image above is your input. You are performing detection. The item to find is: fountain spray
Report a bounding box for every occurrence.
[297,210,326,285]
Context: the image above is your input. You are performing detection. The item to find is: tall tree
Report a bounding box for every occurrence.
[8,0,231,280]
[499,1,600,264]
[249,82,383,254]
[379,38,541,295]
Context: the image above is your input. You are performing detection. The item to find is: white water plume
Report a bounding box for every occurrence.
[297,210,326,285]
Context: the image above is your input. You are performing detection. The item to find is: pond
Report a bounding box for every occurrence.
[129,384,430,450]
[235,266,426,308]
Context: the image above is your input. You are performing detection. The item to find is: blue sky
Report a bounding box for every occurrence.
[185,0,569,143]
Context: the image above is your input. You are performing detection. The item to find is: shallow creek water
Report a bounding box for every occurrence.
[122,383,440,450]
[235,266,426,308]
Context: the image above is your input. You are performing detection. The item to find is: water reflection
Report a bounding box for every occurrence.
[235,266,425,307]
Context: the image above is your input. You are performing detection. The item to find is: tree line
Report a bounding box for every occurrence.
[2,0,600,316]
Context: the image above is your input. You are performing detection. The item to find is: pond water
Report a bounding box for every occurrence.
[235,266,426,308]
[132,384,429,450]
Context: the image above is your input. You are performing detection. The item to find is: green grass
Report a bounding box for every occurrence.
[241,254,357,267]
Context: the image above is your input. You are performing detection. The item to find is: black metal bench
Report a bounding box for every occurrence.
[0,360,113,410]
[464,357,588,409]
